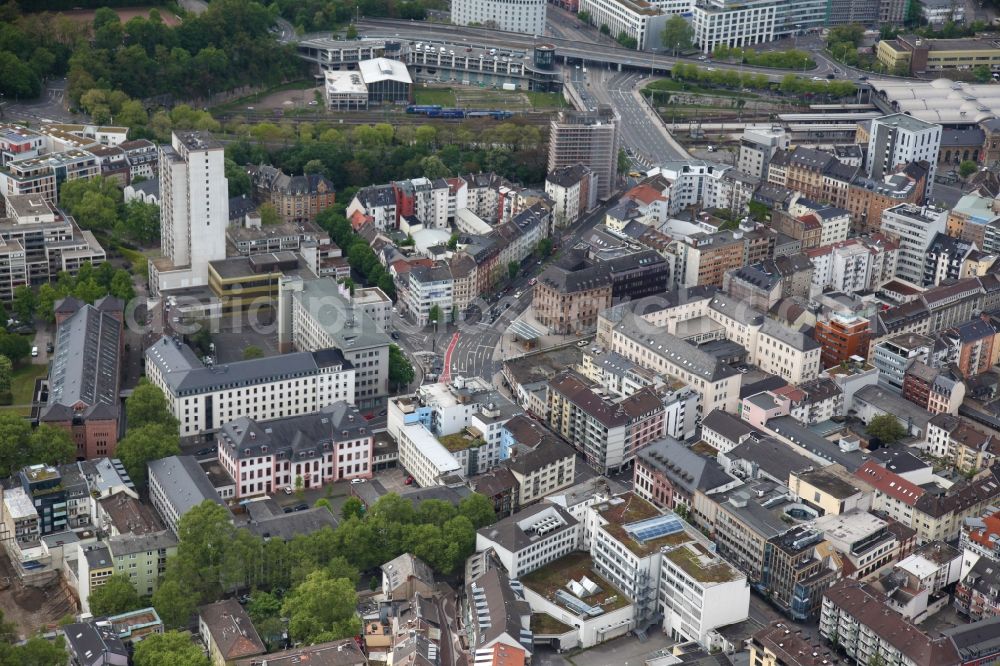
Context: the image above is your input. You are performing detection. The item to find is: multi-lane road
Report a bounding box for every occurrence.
[353,18,847,81]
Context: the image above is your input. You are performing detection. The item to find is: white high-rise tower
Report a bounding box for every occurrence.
[150,131,228,294]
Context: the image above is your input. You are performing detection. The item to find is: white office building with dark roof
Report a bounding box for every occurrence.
[474,503,581,578]
[144,336,355,436]
[147,455,232,536]
[217,401,373,499]
[451,0,546,35]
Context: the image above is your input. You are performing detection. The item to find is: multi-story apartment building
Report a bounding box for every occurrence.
[924,232,976,287]
[151,131,228,294]
[217,402,373,498]
[632,436,738,512]
[547,370,664,474]
[120,139,158,181]
[924,413,998,475]
[0,195,106,297]
[856,459,1000,543]
[937,318,999,378]
[545,164,597,229]
[806,235,899,295]
[867,113,942,195]
[750,622,841,666]
[144,336,355,437]
[450,0,546,34]
[500,415,576,508]
[105,531,177,597]
[248,164,336,224]
[548,107,620,200]
[766,147,928,233]
[0,149,99,203]
[871,333,934,392]
[678,231,746,289]
[819,581,960,666]
[474,503,581,578]
[281,276,391,408]
[880,204,948,285]
[814,511,904,582]
[403,262,454,326]
[738,126,788,180]
[0,124,44,166]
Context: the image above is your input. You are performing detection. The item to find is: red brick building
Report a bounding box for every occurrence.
[40,296,123,459]
[814,314,871,370]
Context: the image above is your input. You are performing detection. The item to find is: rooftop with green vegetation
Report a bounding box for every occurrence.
[596,493,688,557]
[664,541,742,585]
[520,551,631,612]
[531,613,574,635]
[438,429,485,452]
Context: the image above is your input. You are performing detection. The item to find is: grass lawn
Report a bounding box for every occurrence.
[6,363,47,416]
[413,88,458,106]
[524,91,568,109]
[118,245,149,278]
[644,79,761,99]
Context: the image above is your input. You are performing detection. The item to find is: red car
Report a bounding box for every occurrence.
[364,413,374,421]
[404,475,414,485]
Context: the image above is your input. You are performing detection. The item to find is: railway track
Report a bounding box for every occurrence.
[214,111,554,128]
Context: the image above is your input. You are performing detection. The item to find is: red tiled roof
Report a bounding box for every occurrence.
[854,460,925,507]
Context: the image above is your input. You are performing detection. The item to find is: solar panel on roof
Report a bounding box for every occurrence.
[624,514,684,543]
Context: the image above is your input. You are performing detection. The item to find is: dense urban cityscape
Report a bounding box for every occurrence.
[6,1,1000,666]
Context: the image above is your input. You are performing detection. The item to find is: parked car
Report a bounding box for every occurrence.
[293,503,309,511]
[404,475,415,485]
[30,346,38,357]
[283,486,293,495]
[351,478,366,484]
[196,448,214,456]
[45,341,53,353]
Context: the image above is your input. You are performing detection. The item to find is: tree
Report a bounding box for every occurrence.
[133,631,210,666]
[537,238,553,258]
[459,493,496,527]
[507,261,519,281]
[282,570,361,645]
[577,10,591,24]
[30,424,76,467]
[243,345,265,360]
[617,148,631,178]
[88,573,143,617]
[224,158,251,198]
[151,579,197,629]
[121,200,160,245]
[600,23,610,35]
[866,414,907,445]
[342,496,365,521]
[0,355,11,399]
[346,24,358,39]
[303,159,325,175]
[126,379,179,430]
[116,424,181,488]
[168,501,237,602]
[0,334,30,365]
[12,286,34,323]
[446,233,459,251]
[960,160,979,178]
[388,344,415,390]
[259,203,280,226]
[428,304,441,325]
[972,64,994,83]
[0,636,68,666]
[110,270,135,302]
[419,155,451,179]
